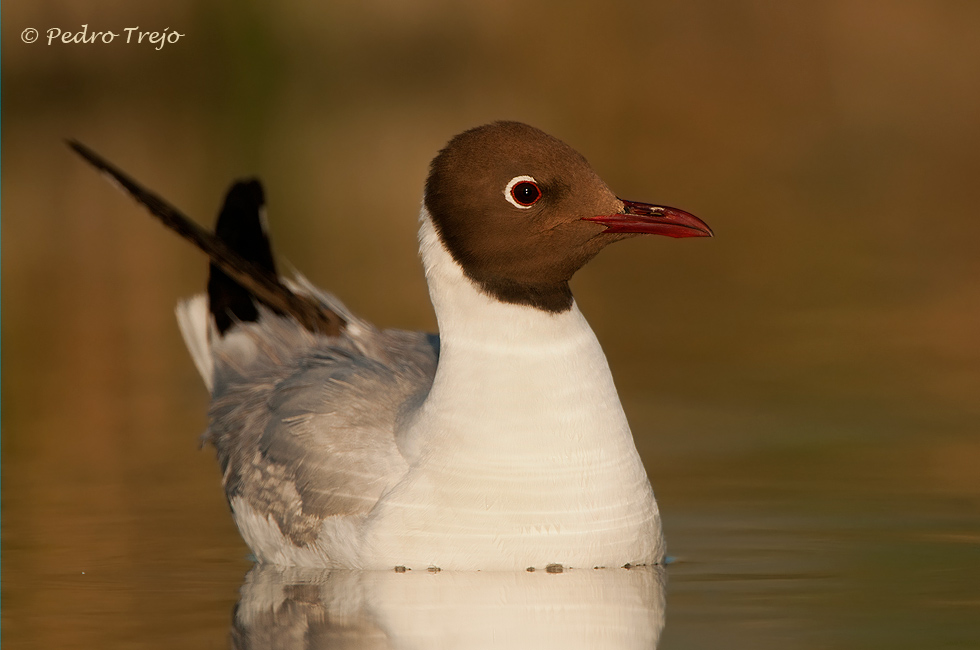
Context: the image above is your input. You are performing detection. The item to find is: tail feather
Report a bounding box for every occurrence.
[176,296,215,392]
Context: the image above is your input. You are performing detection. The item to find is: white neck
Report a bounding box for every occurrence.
[400,211,635,462]
[359,209,661,570]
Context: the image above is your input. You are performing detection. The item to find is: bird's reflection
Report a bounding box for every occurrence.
[231,563,666,649]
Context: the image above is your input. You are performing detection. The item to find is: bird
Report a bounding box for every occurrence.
[69,121,712,571]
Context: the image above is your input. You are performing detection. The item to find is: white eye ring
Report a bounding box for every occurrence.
[504,175,541,209]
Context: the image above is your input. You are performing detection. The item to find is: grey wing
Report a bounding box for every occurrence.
[205,313,438,547]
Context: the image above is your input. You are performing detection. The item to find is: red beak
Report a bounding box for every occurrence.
[583,199,713,238]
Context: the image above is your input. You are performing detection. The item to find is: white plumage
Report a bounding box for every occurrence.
[70,121,713,570]
[178,211,663,570]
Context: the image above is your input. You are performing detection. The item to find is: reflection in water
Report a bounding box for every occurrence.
[232,564,666,649]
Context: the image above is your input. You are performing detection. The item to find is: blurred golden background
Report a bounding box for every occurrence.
[3,1,979,648]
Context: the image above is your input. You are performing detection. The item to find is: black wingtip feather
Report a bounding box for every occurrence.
[67,139,346,337]
[207,180,284,334]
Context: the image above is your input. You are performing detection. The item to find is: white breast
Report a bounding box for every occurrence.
[358,212,663,570]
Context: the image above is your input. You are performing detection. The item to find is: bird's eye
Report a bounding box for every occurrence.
[504,176,541,209]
